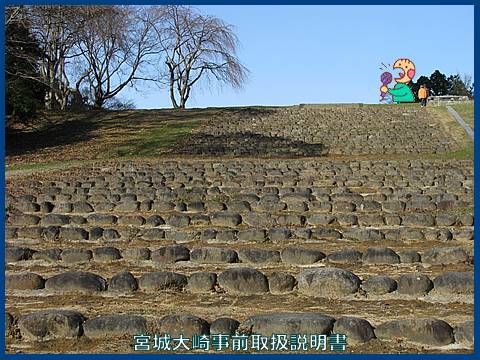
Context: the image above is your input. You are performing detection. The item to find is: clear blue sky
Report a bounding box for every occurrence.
[123,5,474,109]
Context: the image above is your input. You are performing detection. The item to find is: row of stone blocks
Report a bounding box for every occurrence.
[10,184,471,203]
[14,181,470,196]
[98,168,473,178]
[14,176,472,190]
[6,267,474,297]
[8,310,473,348]
[8,196,472,215]
[11,178,472,194]
[176,134,457,156]
[9,182,472,198]
[18,156,472,171]
[12,169,470,192]
[6,224,473,243]
[8,211,474,228]
[14,173,472,185]
[6,245,470,266]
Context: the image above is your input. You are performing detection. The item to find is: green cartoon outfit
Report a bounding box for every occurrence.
[388,83,414,103]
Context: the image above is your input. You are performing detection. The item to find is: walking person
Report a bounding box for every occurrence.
[418,84,429,107]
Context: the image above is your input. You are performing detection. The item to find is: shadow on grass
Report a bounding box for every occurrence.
[175,131,326,157]
[5,108,222,158]
[5,107,280,159]
[6,113,102,157]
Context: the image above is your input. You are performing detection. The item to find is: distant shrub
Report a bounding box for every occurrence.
[104,98,136,111]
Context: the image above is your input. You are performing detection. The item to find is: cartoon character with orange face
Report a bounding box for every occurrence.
[380,59,416,103]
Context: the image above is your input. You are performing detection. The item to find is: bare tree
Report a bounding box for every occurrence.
[6,5,248,111]
[18,6,83,110]
[5,6,24,27]
[74,6,159,109]
[150,5,248,109]
[463,73,474,98]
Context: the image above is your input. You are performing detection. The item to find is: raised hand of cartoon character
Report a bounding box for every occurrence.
[380,72,392,100]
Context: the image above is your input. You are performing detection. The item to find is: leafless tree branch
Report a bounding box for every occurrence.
[149,5,248,109]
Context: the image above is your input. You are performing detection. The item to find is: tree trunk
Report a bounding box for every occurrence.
[45,90,53,110]
[177,78,190,109]
[93,97,104,109]
[93,97,105,110]
[170,87,179,108]
[179,97,186,109]
[45,65,55,110]
[93,85,104,109]
[168,66,179,108]
[58,91,68,110]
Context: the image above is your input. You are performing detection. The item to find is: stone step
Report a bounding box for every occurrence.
[8,189,473,207]
[9,159,472,184]
[5,245,472,267]
[6,224,474,244]
[7,211,474,228]
[10,168,473,186]
[5,267,474,299]
[9,178,472,191]
[8,309,473,349]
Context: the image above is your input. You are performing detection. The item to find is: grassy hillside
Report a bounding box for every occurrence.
[450,102,474,129]
[6,109,208,170]
[6,104,473,173]
[428,104,473,159]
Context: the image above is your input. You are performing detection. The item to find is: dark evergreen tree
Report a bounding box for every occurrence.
[429,70,449,96]
[6,10,46,125]
[448,73,471,96]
